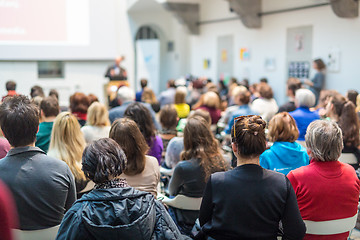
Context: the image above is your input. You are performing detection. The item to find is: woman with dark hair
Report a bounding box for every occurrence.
[260,112,309,175]
[197,115,306,240]
[347,90,358,107]
[169,116,228,235]
[304,58,326,104]
[69,92,91,127]
[56,138,182,240]
[325,93,360,169]
[110,118,160,196]
[124,102,163,164]
[251,83,278,122]
[159,105,178,160]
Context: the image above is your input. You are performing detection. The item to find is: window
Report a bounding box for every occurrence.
[38,61,64,78]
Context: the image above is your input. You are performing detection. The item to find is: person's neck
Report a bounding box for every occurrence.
[42,116,56,122]
[11,142,35,149]
[329,113,339,122]
[237,156,260,166]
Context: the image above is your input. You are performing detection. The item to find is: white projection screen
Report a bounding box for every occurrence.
[0,0,117,60]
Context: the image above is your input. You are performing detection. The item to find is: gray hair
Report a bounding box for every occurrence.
[295,88,315,108]
[305,120,343,162]
[117,86,135,102]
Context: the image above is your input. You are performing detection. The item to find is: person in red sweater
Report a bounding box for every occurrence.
[288,120,360,240]
[0,180,17,240]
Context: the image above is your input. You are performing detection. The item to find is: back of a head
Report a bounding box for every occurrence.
[88,94,99,105]
[258,83,273,99]
[231,115,266,159]
[188,109,212,126]
[174,88,186,104]
[305,120,343,162]
[30,85,45,98]
[140,79,148,89]
[49,89,59,100]
[287,78,302,96]
[124,102,155,142]
[0,95,39,147]
[232,86,250,105]
[87,102,110,127]
[347,90,358,106]
[109,118,148,175]
[82,138,127,184]
[159,105,178,130]
[5,81,16,91]
[268,112,299,143]
[141,88,157,104]
[117,86,135,103]
[203,91,220,109]
[40,97,60,118]
[295,89,315,108]
[314,58,326,70]
[168,79,176,88]
[260,78,268,84]
[70,92,90,114]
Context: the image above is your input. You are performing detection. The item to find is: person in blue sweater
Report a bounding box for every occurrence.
[260,112,309,175]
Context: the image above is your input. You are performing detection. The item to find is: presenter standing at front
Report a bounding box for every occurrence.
[303,58,326,105]
[105,56,127,81]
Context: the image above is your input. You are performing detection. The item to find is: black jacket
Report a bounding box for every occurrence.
[56,187,184,240]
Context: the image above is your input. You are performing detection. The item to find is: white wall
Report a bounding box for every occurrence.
[190,0,360,105]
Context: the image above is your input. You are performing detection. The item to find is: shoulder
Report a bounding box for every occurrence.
[145,155,159,167]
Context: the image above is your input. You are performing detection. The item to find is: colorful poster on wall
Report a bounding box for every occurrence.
[221,49,227,62]
[240,48,250,60]
[203,59,210,69]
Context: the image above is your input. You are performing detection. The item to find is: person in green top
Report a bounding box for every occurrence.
[35,97,60,152]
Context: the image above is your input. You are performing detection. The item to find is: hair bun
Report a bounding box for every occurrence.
[246,115,266,134]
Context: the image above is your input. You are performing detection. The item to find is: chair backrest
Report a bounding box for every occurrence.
[304,213,358,235]
[338,153,358,165]
[162,194,202,211]
[13,225,60,240]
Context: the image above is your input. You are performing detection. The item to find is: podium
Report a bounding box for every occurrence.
[105,80,129,107]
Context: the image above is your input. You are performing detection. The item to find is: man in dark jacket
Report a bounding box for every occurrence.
[56,138,184,240]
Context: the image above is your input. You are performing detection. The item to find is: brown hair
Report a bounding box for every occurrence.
[70,92,90,114]
[268,112,299,142]
[40,97,60,117]
[174,89,186,104]
[88,94,99,105]
[141,88,158,105]
[330,94,360,147]
[109,118,149,175]
[140,79,148,89]
[258,83,273,99]
[159,105,178,130]
[188,109,211,125]
[314,59,326,70]
[181,116,227,181]
[287,78,302,96]
[231,115,266,158]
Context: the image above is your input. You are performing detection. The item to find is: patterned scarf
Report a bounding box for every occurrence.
[94,178,129,189]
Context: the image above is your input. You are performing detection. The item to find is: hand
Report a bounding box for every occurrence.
[304,80,314,87]
[110,69,115,76]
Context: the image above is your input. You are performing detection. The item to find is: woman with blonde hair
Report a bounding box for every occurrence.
[174,87,190,119]
[260,112,309,175]
[196,91,222,124]
[81,102,111,144]
[142,87,160,113]
[109,118,160,196]
[48,112,88,195]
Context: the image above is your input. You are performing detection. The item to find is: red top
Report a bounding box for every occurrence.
[288,159,360,240]
[197,106,221,124]
[0,180,17,240]
[2,91,18,102]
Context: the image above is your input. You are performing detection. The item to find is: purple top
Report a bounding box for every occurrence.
[147,135,163,165]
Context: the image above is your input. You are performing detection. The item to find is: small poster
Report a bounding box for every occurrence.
[288,61,310,78]
[240,48,250,60]
[203,59,210,69]
[221,49,227,62]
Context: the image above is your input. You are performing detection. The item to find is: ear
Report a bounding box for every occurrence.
[307,148,312,158]
[231,143,238,155]
[40,110,45,117]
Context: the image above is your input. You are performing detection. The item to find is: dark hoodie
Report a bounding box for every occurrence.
[56,187,184,240]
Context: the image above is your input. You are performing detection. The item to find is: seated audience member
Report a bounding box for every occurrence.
[81,102,111,144]
[288,120,360,240]
[87,93,99,105]
[0,180,17,240]
[2,80,18,101]
[136,78,147,102]
[30,85,45,99]
[159,105,178,160]
[108,86,160,128]
[48,112,89,197]
[347,90,358,107]
[110,118,160,196]
[124,102,163,164]
[218,80,228,101]
[198,115,306,240]
[196,91,222,124]
[49,89,59,100]
[325,94,360,169]
[0,96,76,230]
[260,112,309,175]
[218,86,248,128]
[187,78,204,108]
[56,138,182,240]
[312,90,337,117]
[278,78,302,113]
[249,83,260,102]
[142,87,160,113]
[169,116,227,235]
[251,83,279,122]
[69,92,90,127]
[159,79,177,107]
[225,88,257,134]
[289,89,319,141]
[357,94,360,119]
[174,88,190,119]
[35,97,60,152]
[0,130,10,159]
